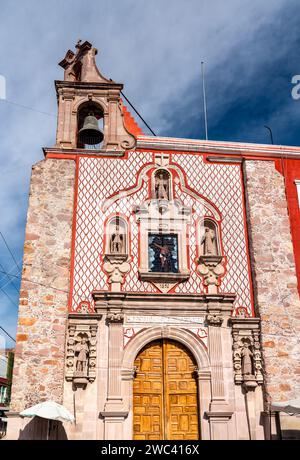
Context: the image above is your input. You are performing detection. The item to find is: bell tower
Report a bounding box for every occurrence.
[56,40,136,152]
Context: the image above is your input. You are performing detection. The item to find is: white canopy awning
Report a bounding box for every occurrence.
[20,401,74,423]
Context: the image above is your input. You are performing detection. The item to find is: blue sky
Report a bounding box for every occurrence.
[0,0,299,347]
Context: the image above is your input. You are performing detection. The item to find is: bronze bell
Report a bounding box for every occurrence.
[78,113,103,145]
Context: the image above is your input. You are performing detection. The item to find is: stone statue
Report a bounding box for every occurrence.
[110,224,125,254]
[241,341,254,377]
[201,227,217,255]
[75,337,89,373]
[155,173,169,200]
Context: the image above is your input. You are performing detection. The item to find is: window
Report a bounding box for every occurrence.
[148,234,179,273]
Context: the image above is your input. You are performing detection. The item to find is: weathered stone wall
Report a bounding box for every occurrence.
[243,160,300,403]
[10,158,75,412]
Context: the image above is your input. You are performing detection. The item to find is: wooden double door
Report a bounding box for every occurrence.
[133,339,200,440]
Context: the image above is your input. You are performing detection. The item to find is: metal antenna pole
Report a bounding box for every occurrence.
[201,61,208,140]
[264,125,274,144]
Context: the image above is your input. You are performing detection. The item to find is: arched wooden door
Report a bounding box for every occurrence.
[133,339,200,440]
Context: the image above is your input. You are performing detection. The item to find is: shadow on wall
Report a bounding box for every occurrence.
[281,429,300,440]
[19,417,68,440]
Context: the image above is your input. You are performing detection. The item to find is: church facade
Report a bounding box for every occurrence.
[6,41,300,440]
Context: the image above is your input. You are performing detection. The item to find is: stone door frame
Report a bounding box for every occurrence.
[121,326,212,440]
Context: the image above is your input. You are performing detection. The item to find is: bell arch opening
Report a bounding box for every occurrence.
[77,101,104,149]
[132,338,200,440]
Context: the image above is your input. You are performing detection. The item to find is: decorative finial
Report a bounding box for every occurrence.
[76,39,82,49]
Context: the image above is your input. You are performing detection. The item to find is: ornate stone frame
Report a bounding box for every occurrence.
[120,326,212,440]
[93,289,237,440]
[136,199,191,285]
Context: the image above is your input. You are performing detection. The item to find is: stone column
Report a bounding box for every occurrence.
[196,370,211,440]
[100,305,128,439]
[107,93,119,149]
[206,313,226,409]
[205,301,233,439]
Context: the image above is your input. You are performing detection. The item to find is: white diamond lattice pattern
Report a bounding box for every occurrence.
[71,152,253,315]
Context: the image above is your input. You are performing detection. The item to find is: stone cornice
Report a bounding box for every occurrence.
[137,135,300,159]
[55,79,123,93]
[92,291,236,315]
[93,291,236,303]
[68,312,102,320]
[43,147,125,158]
[230,317,261,328]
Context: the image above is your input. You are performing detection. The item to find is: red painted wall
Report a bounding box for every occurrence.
[282,159,300,296]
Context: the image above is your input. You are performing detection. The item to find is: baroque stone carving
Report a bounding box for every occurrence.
[232,320,264,389]
[75,336,89,373]
[65,321,98,385]
[206,314,223,326]
[103,256,130,292]
[201,227,218,255]
[110,224,126,254]
[197,255,226,294]
[107,312,124,323]
[155,171,169,200]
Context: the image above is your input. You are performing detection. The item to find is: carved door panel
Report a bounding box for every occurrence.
[164,340,199,440]
[133,340,164,439]
[133,339,200,440]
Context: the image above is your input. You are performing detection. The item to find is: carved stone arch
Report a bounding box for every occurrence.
[122,326,210,372]
[72,95,108,114]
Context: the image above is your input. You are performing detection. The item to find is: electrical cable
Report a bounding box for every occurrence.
[0,231,21,272]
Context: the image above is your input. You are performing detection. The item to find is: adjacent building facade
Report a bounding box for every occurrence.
[6,41,300,440]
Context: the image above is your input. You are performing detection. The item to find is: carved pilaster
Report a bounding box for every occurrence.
[197,256,226,294]
[231,317,264,390]
[206,311,226,409]
[105,310,125,411]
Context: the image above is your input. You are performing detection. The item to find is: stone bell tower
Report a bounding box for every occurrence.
[56,39,136,151]
[7,40,142,440]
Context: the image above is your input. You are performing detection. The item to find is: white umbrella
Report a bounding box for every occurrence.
[270,398,300,415]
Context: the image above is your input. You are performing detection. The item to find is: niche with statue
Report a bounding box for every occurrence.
[102,216,131,292]
[197,218,226,293]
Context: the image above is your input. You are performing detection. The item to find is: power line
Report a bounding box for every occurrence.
[0,99,56,118]
[0,269,68,294]
[0,326,16,343]
[120,90,157,136]
[0,231,21,272]
[1,94,156,137]
[0,261,20,293]
[0,285,19,308]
